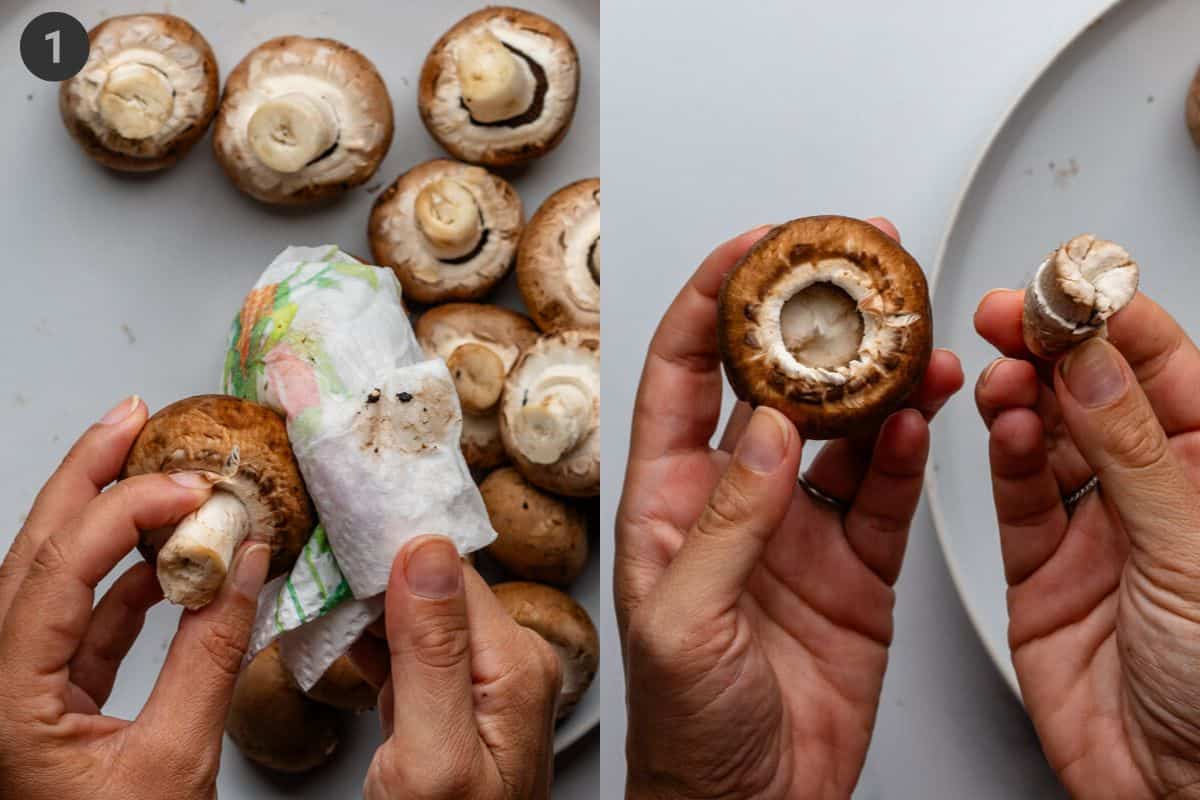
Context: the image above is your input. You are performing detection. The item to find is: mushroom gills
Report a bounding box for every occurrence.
[156,489,250,609]
[456,31,548,127]
[515,375,592,464]
[414,179,488,261]
[447,343,506,414]
[248,93,341,174]
[779,282,864,370]
[587,237,600,283]
[99,61,176,139]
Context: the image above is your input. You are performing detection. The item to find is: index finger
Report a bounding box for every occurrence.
[628,225,772,464]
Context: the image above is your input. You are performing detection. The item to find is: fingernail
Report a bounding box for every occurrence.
[735,408,789,474]
[1060,339,1126,408]
[404,537,462,600]
[230,543,270,599]
[980,358,1012,387]
[169,471,214,490]
[99,395,140,425]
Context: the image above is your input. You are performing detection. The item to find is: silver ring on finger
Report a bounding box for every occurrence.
[798,473,851,514]
[1062,474,1100,513]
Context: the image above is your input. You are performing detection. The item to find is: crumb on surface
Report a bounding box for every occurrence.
[121,323,136,344]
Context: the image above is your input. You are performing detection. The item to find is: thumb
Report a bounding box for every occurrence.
[138,541,269,748]
[1055,338,1200,557]
[659,406,801,613]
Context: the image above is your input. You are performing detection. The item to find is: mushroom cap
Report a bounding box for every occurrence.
[481,467,587,585]
[213,36,394,206]
[499,330,600,497]
[59,14,219,172]
[1189,66,1200,148]
[517,178,600,333]
[122,395,314,580]
[718,216,933,440]
[226,643,342,773]
[418,7,579,167]
[415,303,539,470]
[370,159,524,304]
[492,581,598,720]
[304,654,377,712]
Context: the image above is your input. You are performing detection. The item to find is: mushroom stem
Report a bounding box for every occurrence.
[455,30,535,123]
[99,63,175,139]
[514,380,591,464]
[447,343,506,413]
[1022,235,1139,359]
[157,489,251,609]
[414,179,484,259]
[247,93,340,174]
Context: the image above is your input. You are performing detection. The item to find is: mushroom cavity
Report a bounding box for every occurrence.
[59,14,219,171]
[499,330,599,496]
[371,159,524,304]
[419,7,579,166]
[122,395,314,609]
[492,582,598,720]
[1022,234,1139,359]
[481,467,588,586]
[213,36,394,205]
[1188,66,1200,147]
[415,303,539,470]
[517,178,600,332]
[718,216,933,440]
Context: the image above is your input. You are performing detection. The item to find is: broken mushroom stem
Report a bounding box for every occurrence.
[247,92,340,174]
[157,488,251,608]
[99,62,176,139]
[455,30,534,122]
[1022,234,1140,359]
[414,178,484,259]
[446,342,506,413]
[514,376,592,464]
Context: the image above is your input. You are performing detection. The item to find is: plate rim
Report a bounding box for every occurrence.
[924,0,1125,700]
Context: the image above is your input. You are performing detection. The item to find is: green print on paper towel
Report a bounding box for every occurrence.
[273,524,352,635]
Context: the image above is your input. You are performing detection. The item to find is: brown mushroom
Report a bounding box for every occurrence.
[370,159,524,304]
[304,655,377,712]
[498,330,599,497]
[213,37,393,205]
[418,7,580,167]
[1188,66,1200,147]
[415,303,539,469]
[59,14,219,172]
[1021,234,1140,360]
[480,467,587,585]
[492,582,597,720]
[717,216,933,440]
[226,643,342,773]
[122,395,314,609]
[517,178,600,333]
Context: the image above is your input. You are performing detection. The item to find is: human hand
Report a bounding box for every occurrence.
[615,221,963,800]
[0,396,271,800]
[976,290,1200,798]
[355,535,561,800]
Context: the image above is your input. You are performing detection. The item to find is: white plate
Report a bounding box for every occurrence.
[0,0,598,793]
[929,0,1200,695]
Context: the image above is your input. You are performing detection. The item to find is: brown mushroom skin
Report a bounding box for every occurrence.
[481,467,587,585]
[121,395,314,581]
[418,7,579,167]
[718,216,933,440]
[517,178,601,333]
[1188,66,1200,148]
[226,643,342,773]
[304,655,377,712]
[59,15,220,172]
[492,582,598,720]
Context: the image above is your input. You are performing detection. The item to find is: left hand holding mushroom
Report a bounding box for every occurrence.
[976,287,1200,799]
[0,397,271,800]
[616,220,963,800]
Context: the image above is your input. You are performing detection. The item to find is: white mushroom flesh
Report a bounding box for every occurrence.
[455,30,537,123]
[506,340,598,467]
[65,21,212,156]
[156,489,250,609]
[562,202,601,311]
[446,342,506,413]
[423,329,523,448]
[247,92,340,174]
[414,179,485,260]
[780,283,863,370]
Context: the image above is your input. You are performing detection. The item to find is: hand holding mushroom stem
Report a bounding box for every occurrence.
[155,488,250,608]
[456,29,534,122]
[414,179,484,259]
[99,63,175,139]
[248,92,340,173]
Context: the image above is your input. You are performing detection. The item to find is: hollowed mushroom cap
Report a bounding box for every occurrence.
[718,216,933,440]
[304,655,377,712]
[492,581,598,720]
[121,395,314,580]
[418,7,579,167]
[517,178,600,333]
[59,14,219,172]
[498,330,599,497]
[480,467,587,585]
[415,303,539,470]
[370,159,524,304]
[1188,66,1200,147]
[226,643,342,773]
[213,36,394,206]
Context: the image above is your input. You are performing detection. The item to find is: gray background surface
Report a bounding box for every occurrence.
[600,1,1118,797]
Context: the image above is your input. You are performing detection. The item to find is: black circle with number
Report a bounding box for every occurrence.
[20,12,89,82]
